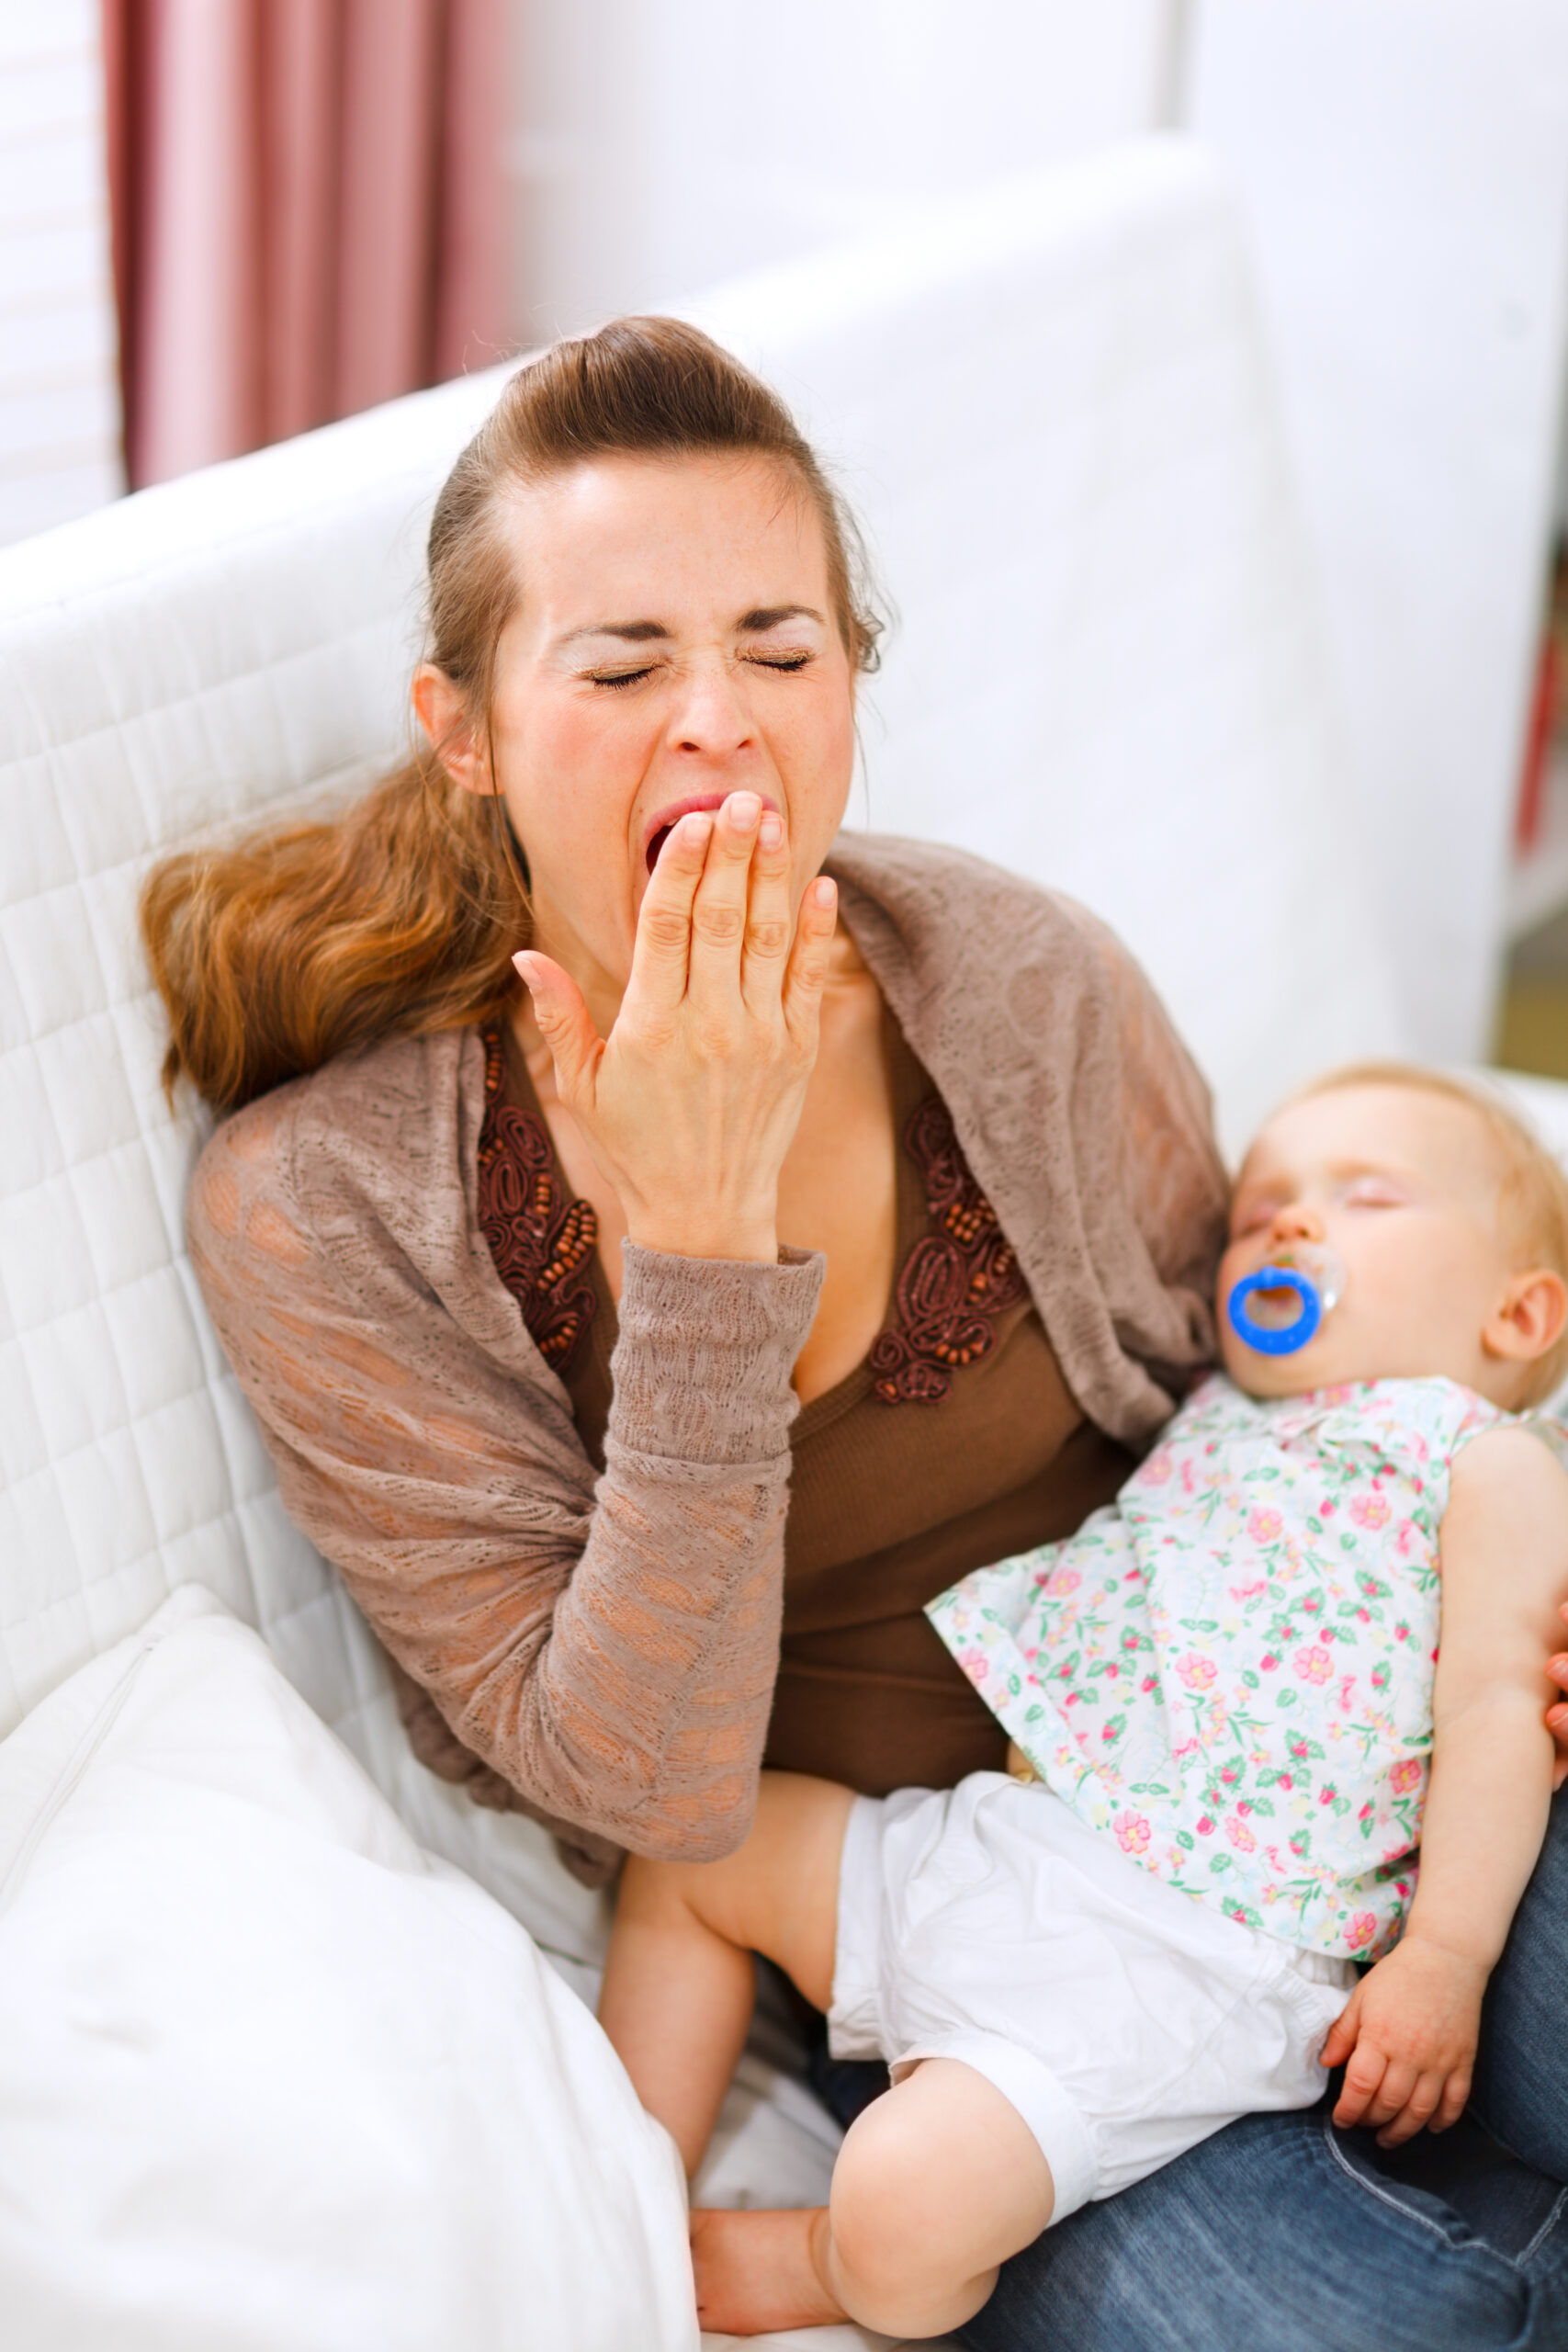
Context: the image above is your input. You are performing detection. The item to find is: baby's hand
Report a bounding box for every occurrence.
[1320,1937,1486,2148]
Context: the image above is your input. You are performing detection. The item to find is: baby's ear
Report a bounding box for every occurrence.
[1483,1268,1568,1368]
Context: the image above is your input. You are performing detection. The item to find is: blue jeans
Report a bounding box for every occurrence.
[961,1784,1568,2351]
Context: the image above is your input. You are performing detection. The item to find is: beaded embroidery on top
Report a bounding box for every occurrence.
[475,1031,1025,1400]
[475,1026,598,1371]
[868,1095,1029,1405]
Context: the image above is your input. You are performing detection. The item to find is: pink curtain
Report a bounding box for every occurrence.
[105,0,508,489]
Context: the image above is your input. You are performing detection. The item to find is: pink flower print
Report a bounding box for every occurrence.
[1230,1579,1268,1604]
[1350,1491,1392,1532]
[1247,1509,1283,1544]
[1048,1568,1081,1596]
[1113,1811,1152,1856]
[1318,1783,1338,1808]
[1303,1594,1322,1614]
[1390,1758,1422,1794]
[1225,1816,1257,1853]
[1345,1912,1379,1952]
[1394,1520,1418,1558]
[1122,1630,1142,1650]
[1141,1674,1158,1693]
[1294,1645,1334,1685]
[1260,1653,1280,1672]
[1236,1800,1253,1816]
[1177,1653,1218,1692]
[1319,1498,1337,1518]
[1278,1772,1293,1791]
[1197,1815,1215,1837]
[1337,1677,1357,1714]
[1143,1449,1174,1485]
[1394,1622,1412,1645]
[1220,1764,1241,1786]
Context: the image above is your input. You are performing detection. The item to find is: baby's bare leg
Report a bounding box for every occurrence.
[598,1770,854,2175]
[692,2057,1057,2338]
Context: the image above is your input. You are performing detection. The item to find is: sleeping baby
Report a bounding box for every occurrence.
[598,1064,1568,2340]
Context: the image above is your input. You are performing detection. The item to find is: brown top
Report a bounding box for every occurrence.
[186,832,1227,1882]
[484,1016,1134,1798]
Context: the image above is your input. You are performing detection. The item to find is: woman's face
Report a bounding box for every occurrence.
[459,452,857,998]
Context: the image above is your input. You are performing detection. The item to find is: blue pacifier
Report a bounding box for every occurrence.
[1227,1243,1345,1358]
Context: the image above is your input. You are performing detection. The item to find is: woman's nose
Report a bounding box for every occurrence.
[669,659,756,758]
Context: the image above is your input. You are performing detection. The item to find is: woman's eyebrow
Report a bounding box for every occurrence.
[738,604,824,631]
[558,618,671,647]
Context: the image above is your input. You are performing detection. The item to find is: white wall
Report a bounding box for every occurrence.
[0,0,123,547]
[507,1,1180,339]
[1186,0,1568,1063]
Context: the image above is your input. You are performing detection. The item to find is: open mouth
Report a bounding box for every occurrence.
[641,791,782,876]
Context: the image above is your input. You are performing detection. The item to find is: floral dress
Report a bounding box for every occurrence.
[927,1374,1548,1959]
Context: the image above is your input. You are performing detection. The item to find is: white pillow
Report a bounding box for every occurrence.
[0,1588,697,2352]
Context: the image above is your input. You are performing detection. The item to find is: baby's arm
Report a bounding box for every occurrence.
[1324,1425,1568,2146]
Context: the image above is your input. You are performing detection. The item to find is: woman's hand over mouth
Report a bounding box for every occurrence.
[514,791,838,1263]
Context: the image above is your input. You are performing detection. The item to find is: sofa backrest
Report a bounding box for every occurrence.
[0,135,1404,1777]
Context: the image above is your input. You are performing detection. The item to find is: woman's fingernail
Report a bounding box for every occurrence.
[680,809,713,842]
[812,876,836,908]
[1550,1657,1568,1679]
[759,810,784,851]
[727,791,761,831]
[513,952,536,982]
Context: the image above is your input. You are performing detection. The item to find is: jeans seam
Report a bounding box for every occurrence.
[1321,2118,1482,2252]
[1518,2183,1568,2268]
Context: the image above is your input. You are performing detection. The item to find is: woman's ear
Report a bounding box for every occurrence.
[412,664,489,796]
[1482,1267,1568,1369]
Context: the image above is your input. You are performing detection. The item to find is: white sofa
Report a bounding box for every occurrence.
[2,137,1562,2352]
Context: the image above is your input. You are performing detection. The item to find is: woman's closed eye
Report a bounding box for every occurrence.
[586,649,816,690]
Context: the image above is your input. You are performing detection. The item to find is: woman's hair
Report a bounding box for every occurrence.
[1298,1060,1568,1404]
[141,317,883,1114]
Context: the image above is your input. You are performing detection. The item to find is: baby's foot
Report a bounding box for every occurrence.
[690,2206,844,2336]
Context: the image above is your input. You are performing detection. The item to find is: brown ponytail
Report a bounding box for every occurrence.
[141,316,883,1113]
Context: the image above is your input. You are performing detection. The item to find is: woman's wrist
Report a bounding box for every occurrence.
[624,1214,781,1265]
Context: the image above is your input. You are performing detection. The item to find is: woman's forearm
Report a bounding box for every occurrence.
[472,1242,827,1856]
[189,1112,825,1860]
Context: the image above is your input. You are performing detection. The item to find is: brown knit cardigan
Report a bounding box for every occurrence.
[186,833,1228,1881]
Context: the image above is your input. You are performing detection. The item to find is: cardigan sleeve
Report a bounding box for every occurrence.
[186,1101,823,1869]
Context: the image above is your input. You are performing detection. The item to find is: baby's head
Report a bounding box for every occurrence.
[1220,1065,1568,1411]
